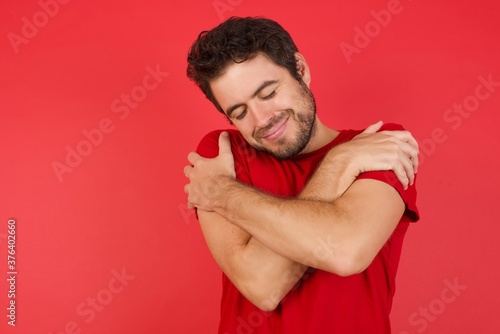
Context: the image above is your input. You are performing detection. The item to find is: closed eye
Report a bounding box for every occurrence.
[262,91,276,100]
[234,109,247,120]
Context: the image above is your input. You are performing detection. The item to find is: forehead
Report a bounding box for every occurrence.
[210,54,288,109]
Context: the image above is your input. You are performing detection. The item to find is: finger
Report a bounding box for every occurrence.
[406,151,418,177]
[399,133,420,159]
[187,151,202,165]
[184,184,189,194]
[399,152,415,186]
[410,147,419,175]
[183,165,192,177]
[392,139,419,175]
[362,120,384,134]
[218,131,232,155]
[378,130,409,143]
[407,134,419,152]
[413,153,419,174]
[386,131,419,155]
[407,135,419,174]
[393,163,409,190]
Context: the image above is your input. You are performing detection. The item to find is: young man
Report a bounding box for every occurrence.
[184,17,420,333]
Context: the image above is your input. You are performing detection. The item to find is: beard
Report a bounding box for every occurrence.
[253,81,317,160]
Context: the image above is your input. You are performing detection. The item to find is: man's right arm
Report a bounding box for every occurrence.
[198,210,306,311]
[194,131,305,311]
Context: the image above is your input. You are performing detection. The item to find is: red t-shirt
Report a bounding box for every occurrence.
[196,123,420,334]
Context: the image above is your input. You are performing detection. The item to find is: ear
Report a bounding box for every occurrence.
[294,52,311,87]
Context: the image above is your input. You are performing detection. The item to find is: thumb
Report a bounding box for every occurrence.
[362,120,383,134]
[218,131,232,155]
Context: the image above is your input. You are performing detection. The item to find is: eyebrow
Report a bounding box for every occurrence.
[226,80,279,117]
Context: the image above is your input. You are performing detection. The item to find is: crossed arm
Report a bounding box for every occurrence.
[184,122,419,311]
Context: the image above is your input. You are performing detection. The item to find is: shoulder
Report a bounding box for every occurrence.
[344,122,406,135]
[351,122,419,222]
[337,122,407,143]
[378,122,406,131]
[196,129,248,158]
[195,129,256,183]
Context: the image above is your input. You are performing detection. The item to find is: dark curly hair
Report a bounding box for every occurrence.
[186,16,302,114]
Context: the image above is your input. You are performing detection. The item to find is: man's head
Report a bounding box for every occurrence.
[187,17,301,113]
[187,16,318,159]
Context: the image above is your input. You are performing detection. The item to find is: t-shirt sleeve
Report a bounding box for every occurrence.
[193,130,252,220]
[195,129,251,183]
[196,130,225,159]
[355,123,420,222]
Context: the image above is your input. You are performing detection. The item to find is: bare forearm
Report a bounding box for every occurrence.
[197,210,306,311]
[238,237,307,310]
[212,172,404,277]
[212,152,364,275]
[214,178,352,274]
[300,149,357,201]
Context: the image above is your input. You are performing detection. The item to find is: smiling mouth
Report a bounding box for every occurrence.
[261,116,289,142]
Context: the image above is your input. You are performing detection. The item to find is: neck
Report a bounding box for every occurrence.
[301,117,339,154]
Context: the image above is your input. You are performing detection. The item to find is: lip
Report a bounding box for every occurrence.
[262,116,288,142]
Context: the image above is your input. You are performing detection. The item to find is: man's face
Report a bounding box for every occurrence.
[210,53,317,159]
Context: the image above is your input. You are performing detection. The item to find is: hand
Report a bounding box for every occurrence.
[184,132,236,211]
[331,121,419,189]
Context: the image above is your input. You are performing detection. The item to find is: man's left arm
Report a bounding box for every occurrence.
[185,124,418,276]
[210,175,405,276]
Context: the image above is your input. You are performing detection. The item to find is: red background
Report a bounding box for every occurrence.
[1,0,499,333]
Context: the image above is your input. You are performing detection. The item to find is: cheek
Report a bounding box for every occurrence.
[274,92,290,108]
[277,90,304,114]
[232,123,254,140]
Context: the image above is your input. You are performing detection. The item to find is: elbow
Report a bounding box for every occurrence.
[242,290,281,312]
[322,248,373,277]
[254,298,279,312]
[334,260,369,277]
[249,284,284,312]
[238,279,284,312]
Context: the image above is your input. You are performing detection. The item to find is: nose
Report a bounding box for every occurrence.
[248,101,274,128]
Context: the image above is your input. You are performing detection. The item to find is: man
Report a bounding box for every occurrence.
[184,16,420,333]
